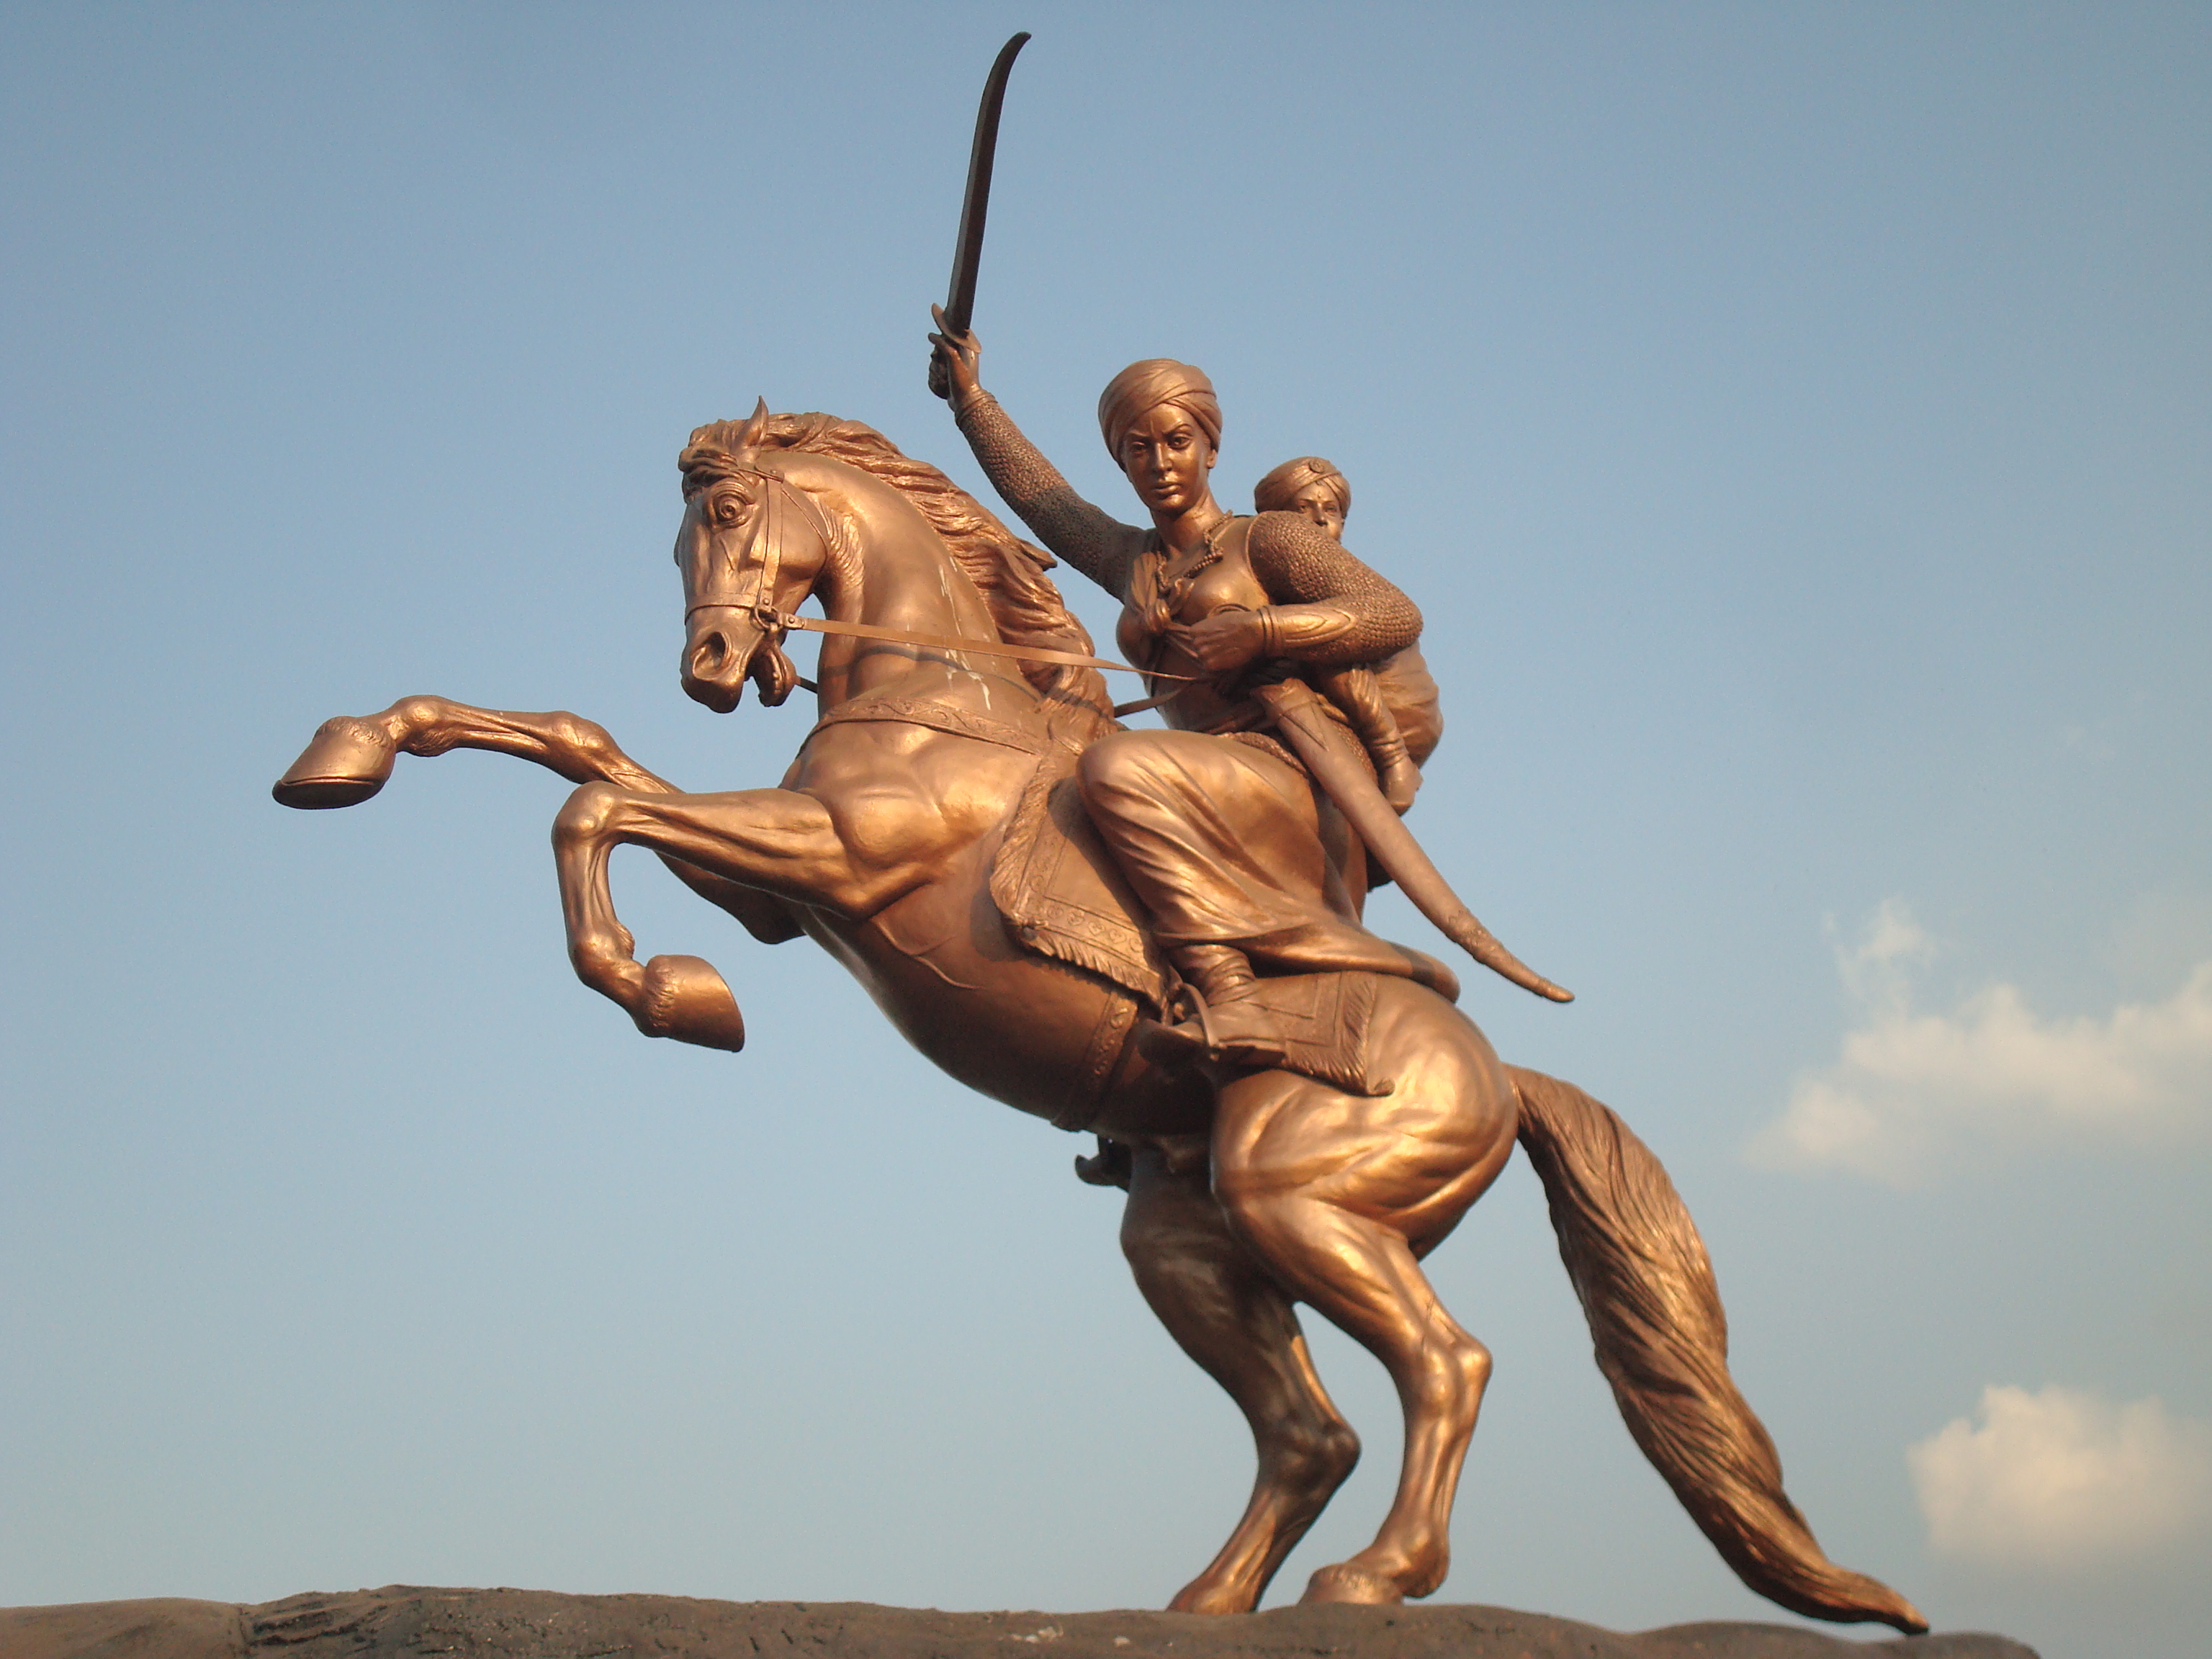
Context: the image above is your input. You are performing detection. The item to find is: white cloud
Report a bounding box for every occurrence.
[1748,902,2212,1184]
[1910,1385,2212,1568]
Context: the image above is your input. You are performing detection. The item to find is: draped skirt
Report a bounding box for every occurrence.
[1075,727,1385,974]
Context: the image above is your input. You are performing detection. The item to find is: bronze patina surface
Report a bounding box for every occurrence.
[273,395,1923,1630]
[267,35,1927,1638]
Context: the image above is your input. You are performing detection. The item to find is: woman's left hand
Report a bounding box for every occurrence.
[1177,608,1269,675]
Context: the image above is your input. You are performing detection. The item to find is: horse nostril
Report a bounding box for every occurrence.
[694,632,729,674]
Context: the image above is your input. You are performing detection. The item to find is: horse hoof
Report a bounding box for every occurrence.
[1166,1579,1256,1616]
[636,954,746,1052]
[273,717,395,809]
[1300,1563,1403,1606]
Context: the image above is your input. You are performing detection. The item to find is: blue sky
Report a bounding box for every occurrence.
[2,6,2206,1658]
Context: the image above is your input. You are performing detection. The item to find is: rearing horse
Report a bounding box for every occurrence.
[274,406,1924,1632]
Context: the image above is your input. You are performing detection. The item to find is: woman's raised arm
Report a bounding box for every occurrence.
[930,309,1142,597]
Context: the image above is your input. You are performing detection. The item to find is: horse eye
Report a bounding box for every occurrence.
[714,497,745,525]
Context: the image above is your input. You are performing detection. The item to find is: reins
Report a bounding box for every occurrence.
[686,470,1191,716]
[684,601,1179,680]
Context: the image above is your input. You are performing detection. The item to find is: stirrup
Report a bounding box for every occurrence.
[1139,981,1288,1071]
[1137,982,1214,1066]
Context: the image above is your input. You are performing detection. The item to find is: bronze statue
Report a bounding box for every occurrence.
[272,396,1923,1628]
[266,34,1924,1635]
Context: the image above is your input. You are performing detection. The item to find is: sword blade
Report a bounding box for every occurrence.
[943,31,1030,336]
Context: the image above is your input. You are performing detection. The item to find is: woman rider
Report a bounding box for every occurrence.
[929,312,1431,1068]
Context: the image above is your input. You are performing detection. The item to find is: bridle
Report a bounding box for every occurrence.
[683,467,808,642]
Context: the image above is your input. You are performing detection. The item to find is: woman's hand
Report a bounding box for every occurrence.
[1177,608,1272,676]
[928,305,984,404]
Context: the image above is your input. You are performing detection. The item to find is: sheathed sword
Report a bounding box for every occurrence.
[1253,680,1574,1002]
[943,32,1030,339]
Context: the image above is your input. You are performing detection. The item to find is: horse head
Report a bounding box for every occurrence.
[674,400,826,713]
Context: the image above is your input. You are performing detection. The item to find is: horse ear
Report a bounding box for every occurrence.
[737,396,770,450]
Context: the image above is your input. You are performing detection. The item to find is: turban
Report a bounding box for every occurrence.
[1253,456,1351,518]
[1097,359,1221,462]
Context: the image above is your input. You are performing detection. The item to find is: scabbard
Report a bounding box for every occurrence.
[1251,680,1572,1003]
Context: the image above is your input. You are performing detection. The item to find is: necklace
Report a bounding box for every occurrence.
[1164,513,1235,583]
[1134,513,1238,637]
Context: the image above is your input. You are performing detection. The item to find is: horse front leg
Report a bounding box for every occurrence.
[274,695,675,806]
[274,697,804,945]
[549,782,894,1053]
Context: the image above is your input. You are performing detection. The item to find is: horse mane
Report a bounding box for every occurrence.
[680,411,1115,726]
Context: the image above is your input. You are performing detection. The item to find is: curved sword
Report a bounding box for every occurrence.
[1254,680,1574,1003]
[943,32,1030,338]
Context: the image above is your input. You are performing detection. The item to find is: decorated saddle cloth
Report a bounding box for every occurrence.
[988,748,1402,1097]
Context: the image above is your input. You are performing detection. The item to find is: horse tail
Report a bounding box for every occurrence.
[1506,1065,1928,1635]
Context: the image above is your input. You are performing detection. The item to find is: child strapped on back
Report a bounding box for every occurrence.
[1251,457,1441,816]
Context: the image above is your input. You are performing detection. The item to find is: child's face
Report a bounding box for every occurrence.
[1287,482,1346,543]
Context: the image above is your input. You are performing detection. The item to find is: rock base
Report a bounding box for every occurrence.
[0,1586,2039,1659]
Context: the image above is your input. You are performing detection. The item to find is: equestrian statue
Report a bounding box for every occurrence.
[269,32,1924,1633]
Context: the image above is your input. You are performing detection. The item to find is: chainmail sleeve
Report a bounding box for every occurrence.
[952,391,1143,599]
[1246,511,1424,667]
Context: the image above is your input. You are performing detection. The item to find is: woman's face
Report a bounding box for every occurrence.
[1287,480,1346,543]
[1116,402,1217,515]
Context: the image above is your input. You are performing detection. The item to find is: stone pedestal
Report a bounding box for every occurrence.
[0,1587,2041,1659]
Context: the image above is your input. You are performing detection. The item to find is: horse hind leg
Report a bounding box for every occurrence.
[1223,1177,1492,1604]
[1209,1028,1518,1605]
[1120,1147,1360,1614]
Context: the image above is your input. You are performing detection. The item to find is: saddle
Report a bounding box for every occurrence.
[989,748,1408,1099]
[814,692,1446,1104]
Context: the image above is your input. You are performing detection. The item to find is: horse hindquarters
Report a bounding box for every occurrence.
[1506,1066,1928,1635]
